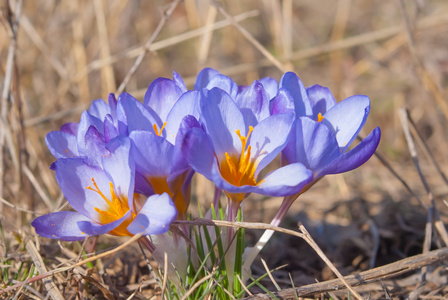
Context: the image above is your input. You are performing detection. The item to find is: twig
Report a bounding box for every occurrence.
[116,0,181,94]
[260,259,280,292]
[240,247,448,299]
[161,251,168,300]
[26,240,64,300]
[211,1,288,73]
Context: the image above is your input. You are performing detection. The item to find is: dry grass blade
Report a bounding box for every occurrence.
[260,258,280,292]
[116,0,182,94]
[180,272,216,300]
[161,251,169,300]
[26,240,64,300]
[241,247,448,299]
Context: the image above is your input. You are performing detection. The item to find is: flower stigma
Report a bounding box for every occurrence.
[220,126,259,188]
[86,178,135,236]
[317,113,324,122]
[153,122,167,136]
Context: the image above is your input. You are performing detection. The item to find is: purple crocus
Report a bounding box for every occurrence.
[182,87,313,219]
[32,137,177,241]
[244,72,381,269]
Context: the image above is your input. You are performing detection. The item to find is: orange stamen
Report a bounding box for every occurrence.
[153,122,167,136]
[317,113,324,122]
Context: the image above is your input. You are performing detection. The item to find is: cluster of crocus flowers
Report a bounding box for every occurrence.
[33,68,380,273]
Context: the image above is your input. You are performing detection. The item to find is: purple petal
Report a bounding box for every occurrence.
[127,193,177,235]
[129,130,174,178]
[199,88,245,157]
[144,78,183,121]
[55,158,113,221]
[259,77,279,99]
[108,93,118,120]
[88,99,110,121]
[252,163,313,196]
[288,117,340,173]
[194,68,220,90]
[236,80,270,126]
[118,93,159,133]
[319,127,381,176]
[60,122,78,135]
[104,114,118,142]
[321,95,370,150]
[205,74,238,99]
[306,84,336,119]
[103,137,135,208]
[279,72,312,117]
[173,71,187,93]
[164,90,200,144]
[270,88,295,115]
[182,127,217,181]
[31,211,91,241]
[249,113,295,177]
[77,211,132,236]
[84,126,108,167]
[77,111,104,156]
[46,131,79,159]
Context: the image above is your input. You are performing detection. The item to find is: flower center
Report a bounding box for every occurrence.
[153,122,167,136]
[87,178,135,236]
[220,126,258,187]
[317,112,324,122]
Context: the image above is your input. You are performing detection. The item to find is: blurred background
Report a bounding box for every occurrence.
[1,0,448,298]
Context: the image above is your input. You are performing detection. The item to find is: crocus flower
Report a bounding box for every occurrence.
[32,137,177,241]
[244,72,380,269]
[118,73,198,219]
[182,87,313,220]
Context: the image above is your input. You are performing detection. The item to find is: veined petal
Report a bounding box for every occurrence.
[127,193,177,235]
[205,74,238,99]
[88,99,110,121]
[55,158,113,220]
[129,130,174,178]
[182,127,217,181]
[195,68,220,90]
[279,72,312,117]
[306,84,336,119]
[290,117,340,173]
[46,131,79,159]
[144,78,183,121]
[84,126,108,167]
[251,163,313,196]
[118,92,159,133]
[77,211,132,236]
[259,77,279,99]
[319,127,380,176]
[103,137,135,208]
[249,113,295,177]
[77,111,104,156]
[236,80,270,126]
[199,88,245,157]
[322,95,370,150]
[164,91,200,144]
[270,88,295,115]
[173,71,187,93]
[31,211,91,241]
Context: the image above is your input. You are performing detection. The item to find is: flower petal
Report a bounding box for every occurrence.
[144,78,183,121]
[60,122,78,135]
[270,88,295,115]
[249,113,295,176]
[199,88,245,157]
[88,99,110,121]
[319,127,381,176]
[205,74,238,99]
[194,68,220,90]
[77,211,132,236]
[279,72,312,117]
[55,158,112,220]
[31,211,91,241]
[259,77,279,99]
[288,117,340,173]
[118,92,159,133]
[129,130,174,178]
[77,111,104,156]
[84,126,108,167]
[306,84,336,119]
[321,95,370,150]
[164,90,200,144]
[236,80,270,126]
[173,71,187,93]
[46,131,79,159]
[127,193,177,235]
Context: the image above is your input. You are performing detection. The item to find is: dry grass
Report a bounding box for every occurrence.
[1,0,448,299]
